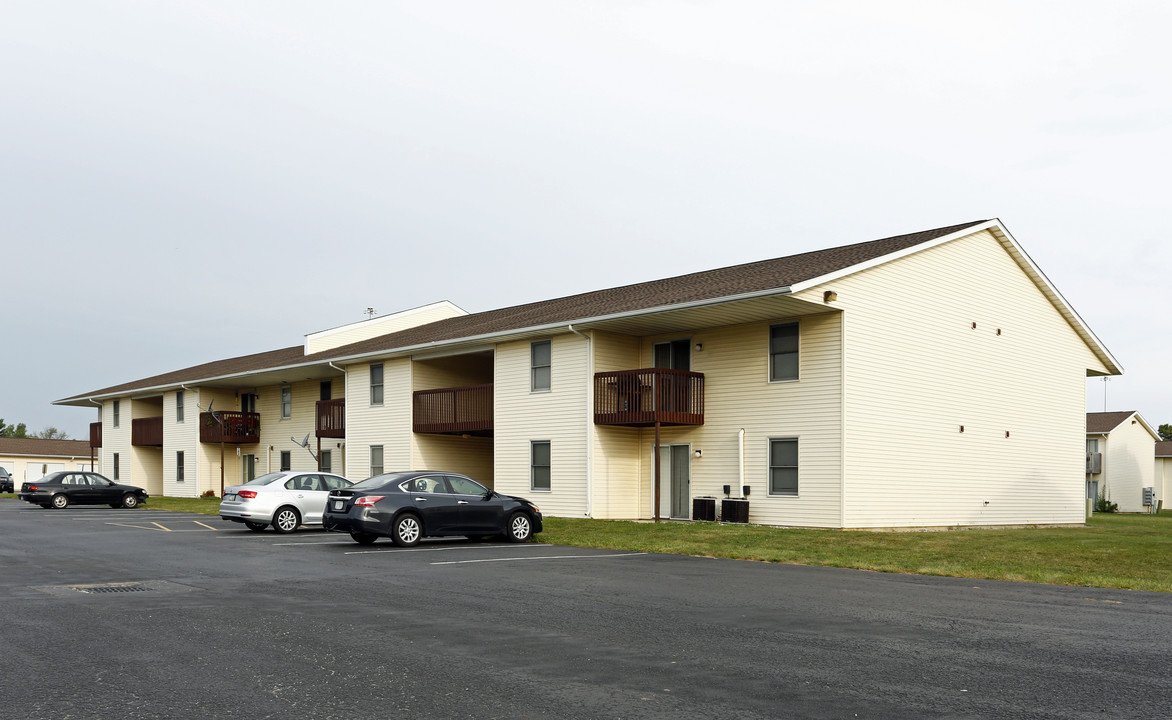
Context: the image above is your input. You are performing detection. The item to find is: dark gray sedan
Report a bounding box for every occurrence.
[18,471,148,509]
[322,471,542,546]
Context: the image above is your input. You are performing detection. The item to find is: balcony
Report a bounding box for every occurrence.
[316,398,345,438]
[413,384,493,436]
[594,369,705,427]
[90,422,102,449]
[131,417,164,447]
[200,411,261,444]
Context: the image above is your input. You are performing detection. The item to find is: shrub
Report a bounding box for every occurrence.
[1095,486,1118,514]
[200,489,218,499]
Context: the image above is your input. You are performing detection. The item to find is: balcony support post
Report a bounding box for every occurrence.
[653,420,661,522]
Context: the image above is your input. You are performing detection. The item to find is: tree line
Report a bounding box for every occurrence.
[0,419,72,440]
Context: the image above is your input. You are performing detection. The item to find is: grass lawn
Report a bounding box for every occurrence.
[8,494,1168,592]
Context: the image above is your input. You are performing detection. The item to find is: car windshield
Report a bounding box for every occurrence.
[351,472,413,490]
[244,473,286,487]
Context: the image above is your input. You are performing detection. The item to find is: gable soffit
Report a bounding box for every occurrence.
[790,219,1122,377]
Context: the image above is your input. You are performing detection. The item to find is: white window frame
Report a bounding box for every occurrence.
[370,364,384,406]
[176,450,185,482]
[768,322,800,383]
[530,440,551,492]
[176,390,185,423]
[531,340,552,393]
[767,437,799,497]
[370,445,384,477]
[113,400,120,428]
[280,450,291,472]
[280,386,292,420]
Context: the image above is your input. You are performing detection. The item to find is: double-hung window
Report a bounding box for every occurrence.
[113,400,120,428]
[531,341,551,392]
[176,390,185,423]
[768,438,798,496]
[769,323,799,382]
[370,364,384,406]
[370,445,384,476]
[281,386,292,419]
[531,441,551,491]
[176,451,185,482]
[280,451,291,472]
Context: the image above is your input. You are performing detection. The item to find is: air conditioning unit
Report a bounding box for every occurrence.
[1086,452,1102,474]
[1143,487,1155,506]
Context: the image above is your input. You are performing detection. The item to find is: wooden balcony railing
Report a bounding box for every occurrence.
[131,416,164,447]
[594,369,705,427]
[200,411,261,444]
[90,422,102,449]
[316,398,345,438]
[413,384,493,436]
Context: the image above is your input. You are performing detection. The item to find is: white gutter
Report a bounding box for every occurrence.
[567,324,592,517]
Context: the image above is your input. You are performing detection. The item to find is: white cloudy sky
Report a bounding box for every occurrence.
[2,1,1168,438]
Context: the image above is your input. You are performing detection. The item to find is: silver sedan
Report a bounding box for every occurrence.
[220,471,352,533]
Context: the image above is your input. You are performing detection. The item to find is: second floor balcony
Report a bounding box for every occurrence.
[316,398,345,438]
[594,369,705,427]
[200,411,261,444]
[413,384,493,436]
[131,417,164,447]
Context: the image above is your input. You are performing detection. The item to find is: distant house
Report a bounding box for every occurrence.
[1157,442,1172,512]
[56,219,1121,528]
[1086,411,1160,512]
[0,438,95,486]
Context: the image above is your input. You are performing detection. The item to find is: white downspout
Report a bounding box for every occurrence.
[567,324,593,517]
[738,428,745,499]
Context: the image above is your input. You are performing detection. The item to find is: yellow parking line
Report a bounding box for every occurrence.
[151,522,172,532]
[193,520,215,530]
[106,522,169,532]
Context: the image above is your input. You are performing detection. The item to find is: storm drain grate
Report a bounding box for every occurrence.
[32,580,196,597]
[78,584,154,594]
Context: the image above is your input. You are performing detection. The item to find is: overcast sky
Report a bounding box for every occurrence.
[2,1,1169,439]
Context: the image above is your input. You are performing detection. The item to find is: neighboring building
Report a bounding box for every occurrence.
[1086,411,1160,513]
[55,219,1120,528]
[0,438,96,486]
[1156,442,1172,512]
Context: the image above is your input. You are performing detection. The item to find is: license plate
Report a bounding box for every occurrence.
[333,500,344,511]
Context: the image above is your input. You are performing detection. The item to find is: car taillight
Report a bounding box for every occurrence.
[353,496,384,507]
[238,491,257,499]
[28,485,38,491]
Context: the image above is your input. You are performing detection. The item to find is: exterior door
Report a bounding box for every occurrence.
[241,393,257,413]
[242,454,256,482]
[658,445,691,520]
[320,381,332,401]
[653,339,691,371]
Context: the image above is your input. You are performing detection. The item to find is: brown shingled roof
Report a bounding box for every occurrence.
[1156,441,1172,458]
[1086,411,1137,434]
[0,437,93,457]
[57,220,989,403]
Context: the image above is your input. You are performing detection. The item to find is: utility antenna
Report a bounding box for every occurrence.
[365,307,376,320]
[197,398,221,424]
[292,432,319,462]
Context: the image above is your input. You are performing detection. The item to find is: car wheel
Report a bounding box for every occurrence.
[350,531,378,545]
[245,521,268,532]
[272,506,301,534]
[121,493,139,509]
[51,494,69,509]
[505,512,533,543]
[391,514,422,547]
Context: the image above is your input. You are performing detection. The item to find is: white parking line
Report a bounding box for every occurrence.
[345,543,552,556]
[432,552,648,565]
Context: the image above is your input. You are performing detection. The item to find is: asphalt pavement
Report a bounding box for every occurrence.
[1,500,1169,719]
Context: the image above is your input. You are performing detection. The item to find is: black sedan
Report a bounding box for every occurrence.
[322,471,542,546]
[18,471,149,509]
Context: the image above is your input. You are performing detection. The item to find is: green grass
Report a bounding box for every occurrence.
[6,494,1168,591]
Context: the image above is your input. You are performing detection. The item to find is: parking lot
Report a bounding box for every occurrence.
[2,500,1170,719]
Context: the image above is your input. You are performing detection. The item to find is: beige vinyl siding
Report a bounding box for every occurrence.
[633,315,844,526]
[494,335,588,516]
[1098,420,1158,513]
[305,302,466,354]
[100,399,131,488]
[590,332,643,518]
[413,434,494,485]
[1157,457,1172,508]
[126,397,165,496]
[252,380,324,476]
[163,389,199,497]
[800,229,1097,527]
[344,359,413,480]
